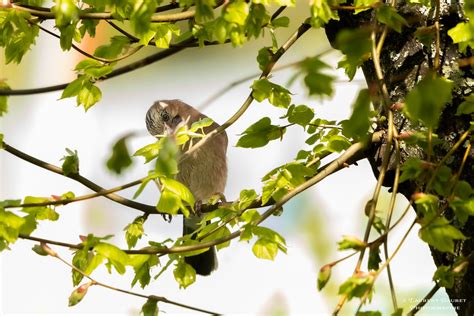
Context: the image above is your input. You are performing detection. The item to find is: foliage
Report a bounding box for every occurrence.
[0,0,472,315]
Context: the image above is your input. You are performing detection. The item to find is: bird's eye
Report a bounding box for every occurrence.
[161,112,170,122]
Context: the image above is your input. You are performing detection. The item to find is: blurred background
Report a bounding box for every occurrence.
[0,4,454,316]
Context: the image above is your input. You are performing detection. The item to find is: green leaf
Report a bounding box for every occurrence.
[77,81,102,111]
[173,260,196,289]
[94,36,131,59]
[318,264,332,290]
[272,16,290,28]
[354,0,378,13]
[94,242,129,274]
[257,47,272,71]
[106,136,133,175]
[252,238,278,260]
[404,74,454,128]
[21,196,59,221]
[134,141,162,163]
[238,189,257,210]
[338,272,375,300]
[58,23,81,51]
[448,21,474,52]
[399,158,424,183]
[327,135,351,152]
[157,190,181,215]
[141,298,159,316]
[0,209,25,247]
[433,265,456,288]
[0,81,10,116]
[450,197,474,224]
[155,137,178,177]
[336,28,372,80]
[342,89,372,141]
[419,217,466,253]
[414,193,439,220]
[310,0,339,28]
[300,57,335,97]
[61,148,79,176]
[224,0,249,26]
[154,23,181,48]
[236,117,283,148]
[32,244,50,256]
[337,235,366,251]
[284,104,315,127]
[130,0,157,36]
[61,76,87,99]
[201,225,231,250]
[161,178,195,211]
[52,0,79,27]
[375,5,409,33]
[124,216,146,249]
[130,255,159,289]
[75,59,114,78]
[252,78,292,108]
[368,246,382,270]
[456,94,474,115]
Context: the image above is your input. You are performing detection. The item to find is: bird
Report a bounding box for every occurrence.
[145,99,228,275]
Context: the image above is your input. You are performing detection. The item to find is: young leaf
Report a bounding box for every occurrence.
[310,0,339,28]
[456,94,474,115]
[77,82,102,111]
[94,36,131,59]
[251,78,292,108]
[161,178,195,211]
[419,216,466,253]
[285,104,315,127]
[404,74,454,128]
[61,148,79,176]
[0,81,10,116]
[236,117,284,148]
[337,235,366,251]
[338,272,375,300]
[224,0,249,26]
[342,89,372,141]
[93,242,129,274]
[173,260,196,289]
[154,23,181,48]
[106,136,133,175]
[252,238,278,260]
[125,216,146,249]
[300,57,335,97]
[141,298,159,316]
[375,5,409,33]
[238,189,258,210]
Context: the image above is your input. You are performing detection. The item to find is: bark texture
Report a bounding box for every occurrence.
[325,1,473,314]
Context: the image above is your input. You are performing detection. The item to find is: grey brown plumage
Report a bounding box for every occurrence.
[146,100,228,275]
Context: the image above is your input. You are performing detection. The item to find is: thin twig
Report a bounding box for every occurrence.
[4,178,145,209]
[406,283,441,316]
[2,141,158,214]
[41,243,219,315]
[18,133,382,256]
[36,23,143,63]
[182,23,311,163]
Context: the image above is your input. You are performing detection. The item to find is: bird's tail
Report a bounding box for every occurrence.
[183,215,218,276]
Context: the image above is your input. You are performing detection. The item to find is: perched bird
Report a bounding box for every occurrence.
[145,100,228,275]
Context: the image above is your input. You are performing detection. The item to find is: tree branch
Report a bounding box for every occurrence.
[2,141,158,214]
[12,3,201,22]
[18,132,382,256]
[40,243,219,315]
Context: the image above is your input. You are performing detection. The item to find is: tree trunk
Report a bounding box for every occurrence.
[325,1,473,314]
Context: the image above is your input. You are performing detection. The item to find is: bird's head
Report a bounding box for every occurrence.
[145,100,192,137]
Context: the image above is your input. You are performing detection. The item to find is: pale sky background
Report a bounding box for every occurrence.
[0,4,455,316]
